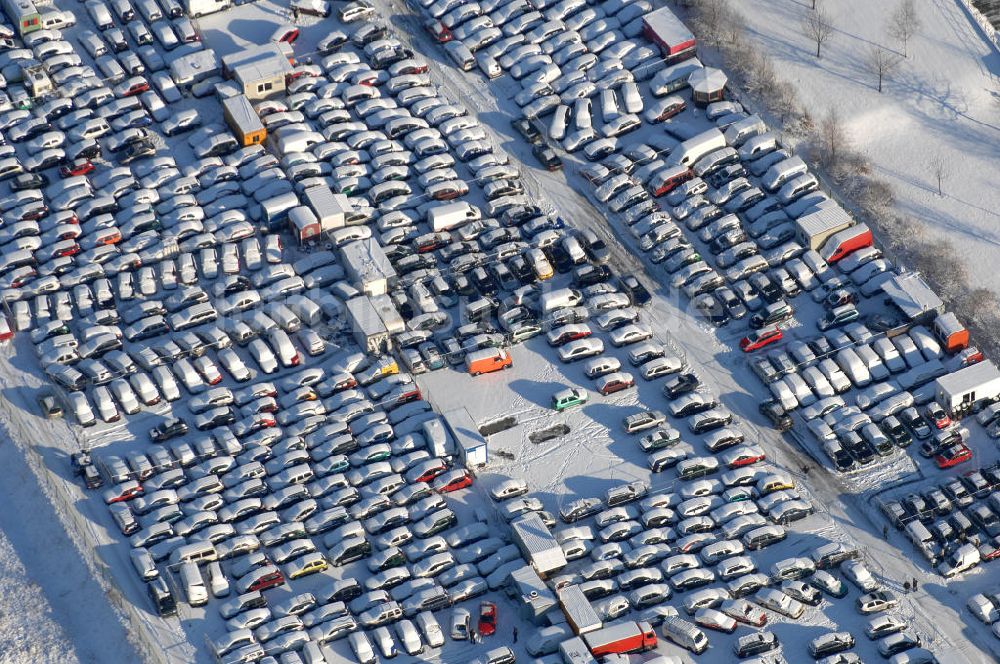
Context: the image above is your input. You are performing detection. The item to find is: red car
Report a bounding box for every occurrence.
[434,469,473,493]
[724,447,766,469]
[926,402,951,430]
[936,443,972,469]
[598,373,635,396]
[739,327,783,352]
[246,569,285,592]
[60,159,95,177]
[103,481,144,504]
[478,601,497,636]
[423,18,452,42]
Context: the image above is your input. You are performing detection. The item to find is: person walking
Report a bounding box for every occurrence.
[512,627,518,644]
[291,5,299,22]
[913,577,919,592]
[882,525,889,539]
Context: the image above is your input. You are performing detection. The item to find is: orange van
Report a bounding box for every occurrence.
[466,348,512,376]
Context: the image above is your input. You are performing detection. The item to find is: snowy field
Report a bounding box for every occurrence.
[738,0,1000,297]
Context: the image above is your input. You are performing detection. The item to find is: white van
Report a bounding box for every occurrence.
[667,128,727,168]
[661,616,709,654]
[170,541,218,566]
[762,155,808,192]
[739,132,778,161]
[540,287,583,314]
[723,114,766,148]
[179,561,208,606]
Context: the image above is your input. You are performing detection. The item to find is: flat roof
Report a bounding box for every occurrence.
[345,296,388,336]
[795,204,852,238]
[880,272,943,320]
[221,94,263,132]
[339,236,396,283]
[643,7,695,45]
[936,360,1000,396]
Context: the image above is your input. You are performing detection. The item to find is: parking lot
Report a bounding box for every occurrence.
[0,0,998,661]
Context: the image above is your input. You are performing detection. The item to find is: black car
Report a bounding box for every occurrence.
[470,267,497,296]
[735,631,779,658]
[619,275,651,307]
[573,264,611,287]
[844,434,876,466]
[150,417,188,442]
[532,144,562,170]
[748,273,783,304]
[506,255,535,284]
[548,243,574,273]
[11,172,47,191]
[512,118,542,143]
[694,294,729,327]
[705,163,747,188]
[120,139,156,165]
[148,577,177,617]
[663,373,699,399]
[759,399,792,431]
[881,416,912,448]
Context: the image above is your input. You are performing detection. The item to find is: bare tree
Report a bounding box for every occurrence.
[931,154,947,196]
[692,0,731,43]
[818,105,848,171]
[888,0,920,57]
[868,46,901,92]
[802,4,834,58]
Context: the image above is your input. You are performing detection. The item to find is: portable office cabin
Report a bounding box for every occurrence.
[3,0,41,36]
[302,185,347,230]
[511,512,567,576]
[22,63,52,97]
[558,584,603,635]
[222,94,265,146]
[642,7,695,62]
[346,295,391,354]
[443,407,487,467]
[339,236,396,296]
[935,360,1000,417]
[288,206,320,244]
[509,565,558,625]
[794,204,853,251]
[689,67,727,106]
[881,272,944,323]
[223,43,294,100]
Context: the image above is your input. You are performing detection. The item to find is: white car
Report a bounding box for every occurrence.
[490,479,529,502]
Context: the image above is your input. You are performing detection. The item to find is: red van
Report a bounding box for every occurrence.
[466,348,512,376]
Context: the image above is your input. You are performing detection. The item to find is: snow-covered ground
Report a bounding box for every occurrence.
[739,0,1000,297]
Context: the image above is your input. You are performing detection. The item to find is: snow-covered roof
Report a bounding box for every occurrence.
[689,67,728,93]
[880,272,943,320]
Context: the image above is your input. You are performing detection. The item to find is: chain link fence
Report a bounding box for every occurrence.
[15,435,171,664]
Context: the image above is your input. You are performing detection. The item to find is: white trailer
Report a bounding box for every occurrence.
[443,407,487,467]
[511,512,567,576]
[935,361,1000,417]
[557,585,602,635]
[345,296,390,355]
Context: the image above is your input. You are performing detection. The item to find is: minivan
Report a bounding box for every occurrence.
[179,561,208,606]
[661,616,709,654]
